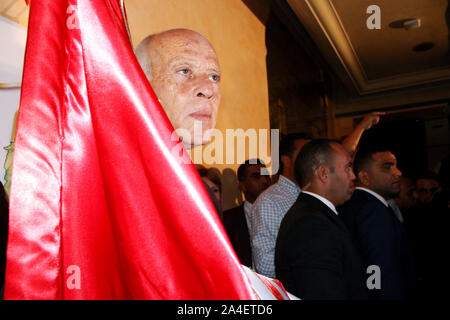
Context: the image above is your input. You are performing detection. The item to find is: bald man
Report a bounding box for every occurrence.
[135,29,221,149]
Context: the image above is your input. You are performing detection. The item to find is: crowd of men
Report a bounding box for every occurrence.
[0,28,448,299]
[222,139,448,300]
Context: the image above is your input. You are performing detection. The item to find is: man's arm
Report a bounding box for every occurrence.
[341,112,384,157]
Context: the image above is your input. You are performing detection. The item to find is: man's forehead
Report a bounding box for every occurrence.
[153,32,218,62]
[331,142,351,163]
[247,164,265,173]
[417,178,439,186]
[372,151,396,163]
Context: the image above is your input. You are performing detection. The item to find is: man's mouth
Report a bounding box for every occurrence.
[190,111,212,121]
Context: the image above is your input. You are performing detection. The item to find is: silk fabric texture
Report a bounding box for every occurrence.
[5,0,255,299]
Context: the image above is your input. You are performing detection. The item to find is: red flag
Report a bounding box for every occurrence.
[5,0,255,299]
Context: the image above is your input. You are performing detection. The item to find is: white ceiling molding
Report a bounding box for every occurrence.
[287,0,450,95]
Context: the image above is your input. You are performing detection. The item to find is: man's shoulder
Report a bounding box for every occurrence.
[340,189,379,212]
[339,189,391,222]
[223,204,244,215]
[254,179,298,205]
[281,194,330,228]
[223,204,245,222]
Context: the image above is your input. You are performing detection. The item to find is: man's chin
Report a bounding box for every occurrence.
[182,133,212,149]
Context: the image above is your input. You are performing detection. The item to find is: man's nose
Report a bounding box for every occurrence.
[394,166,402,177]
[349,169,356,180]
[195,78,215,99]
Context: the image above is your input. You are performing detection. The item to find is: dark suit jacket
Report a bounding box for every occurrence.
[222,204,252,268]
[275,192,367,300]
[338,189,415,300]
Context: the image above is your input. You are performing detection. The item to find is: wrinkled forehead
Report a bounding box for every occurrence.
[153,32,219,67]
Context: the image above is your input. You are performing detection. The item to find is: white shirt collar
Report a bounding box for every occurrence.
[301,191,338,215]
[355,187,389,207]
[243,200,253,231]
[243,200,252,216]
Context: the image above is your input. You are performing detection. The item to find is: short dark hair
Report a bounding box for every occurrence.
[415,170,440,185]
[353,145,392,176]
[237,159,266,182]
[294,139,337,188]
[279,132,312,174]
[196,165,222,192]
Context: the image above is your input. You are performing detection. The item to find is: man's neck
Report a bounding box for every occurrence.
[281,171,297,185]
[355,183,388,200]
[244,196,255,204]
[303,187,335,206]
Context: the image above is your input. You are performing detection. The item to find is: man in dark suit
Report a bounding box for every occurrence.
[223,159,270,267]
[275,139,367,299]
[338,146,415,300]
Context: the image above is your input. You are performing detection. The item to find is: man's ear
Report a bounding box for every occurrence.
[238,181,246,193]
[317,165,329,183]
[358,170,370,186]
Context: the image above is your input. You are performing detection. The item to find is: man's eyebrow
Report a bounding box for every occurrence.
[208,68,221,74]
[381,161,395,166]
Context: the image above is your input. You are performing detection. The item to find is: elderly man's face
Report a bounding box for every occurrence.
[148,31,221,148]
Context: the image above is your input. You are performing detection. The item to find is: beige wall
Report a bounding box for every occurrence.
[126,0,270,209]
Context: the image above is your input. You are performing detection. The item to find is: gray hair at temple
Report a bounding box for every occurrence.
[294,139,339,189]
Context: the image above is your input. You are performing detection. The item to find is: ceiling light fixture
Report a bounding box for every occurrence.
[389,18,421,30]
[403,18,421,30]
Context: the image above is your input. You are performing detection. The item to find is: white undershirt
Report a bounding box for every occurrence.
[301,191,338,215]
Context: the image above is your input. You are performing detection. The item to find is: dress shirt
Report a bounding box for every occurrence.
[386,199,405,223]
[243,200,253,235]
[250,175,301,278]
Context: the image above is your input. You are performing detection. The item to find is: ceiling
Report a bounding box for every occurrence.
[3,0,450,100]
[287,0,450,95]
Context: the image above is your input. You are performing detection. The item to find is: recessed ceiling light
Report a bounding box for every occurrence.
[403,18,421,30]
[389,18,421,30]
[412,42,435,52]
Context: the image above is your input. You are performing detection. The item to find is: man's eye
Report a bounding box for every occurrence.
[178,69,190,75]
[209,74,220,82]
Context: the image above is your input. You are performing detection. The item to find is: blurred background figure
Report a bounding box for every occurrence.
[403,170,449,299]
[196,165,223,219]
[223,159,271,268]
[387,176,416,223]
[414,171,442,204]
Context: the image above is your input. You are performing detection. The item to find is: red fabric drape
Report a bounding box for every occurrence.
[4,0,255,299]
